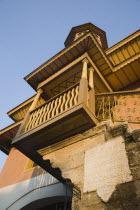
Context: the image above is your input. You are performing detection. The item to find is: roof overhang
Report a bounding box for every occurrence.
[37,52,113,96]
[24,32,113,91]
[0,121,21,154]
[24,30,140,92]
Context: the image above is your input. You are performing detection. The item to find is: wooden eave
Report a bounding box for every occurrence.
[24,31,140,92]
[24,32,113,90]
[37,52,113,94]
[106,30,140,69]
[86,32,140,91]
[0,121,21,154]
[7,95,45,122]
[104,30,140,91]
[106,29,140,54]
[7,95,35,120]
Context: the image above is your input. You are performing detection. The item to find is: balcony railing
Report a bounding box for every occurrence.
[96,90,140,123]
[24,83,79,132]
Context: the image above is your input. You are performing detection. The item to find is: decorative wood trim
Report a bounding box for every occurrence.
[37,53,87,90]
[0,121,22,135]
[106,30,140,54]
[87,55,113,92]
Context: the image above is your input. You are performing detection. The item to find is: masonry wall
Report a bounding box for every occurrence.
[1,120,140,209]
[43,121,140,210]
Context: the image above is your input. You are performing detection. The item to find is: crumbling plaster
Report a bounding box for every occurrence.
[43,120,140,209]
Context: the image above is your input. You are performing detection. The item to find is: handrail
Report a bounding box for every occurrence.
[31,82,80,114]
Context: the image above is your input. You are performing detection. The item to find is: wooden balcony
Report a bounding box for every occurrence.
[13,82,98,151]
[12,58,98,183]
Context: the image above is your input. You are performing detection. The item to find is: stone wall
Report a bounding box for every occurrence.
[43,121,140,210]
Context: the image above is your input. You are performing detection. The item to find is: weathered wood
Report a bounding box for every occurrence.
[29,89,43,111]
[25,84,79,132]
[78,58,89,105]
[88,67,95,114]
[15,89,43,137]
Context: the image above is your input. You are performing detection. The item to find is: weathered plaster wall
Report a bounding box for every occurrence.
[43,121,140,209]
[84,136,132,202]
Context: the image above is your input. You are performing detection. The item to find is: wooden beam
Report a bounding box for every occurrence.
[37,53,88,90]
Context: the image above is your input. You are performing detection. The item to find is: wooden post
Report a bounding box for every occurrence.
[88,67,95,114]
[78,58,89,105]
[29,89,43,111]
[15,89,43,137]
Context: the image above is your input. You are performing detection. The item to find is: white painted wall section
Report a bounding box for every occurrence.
[84,136,132,202]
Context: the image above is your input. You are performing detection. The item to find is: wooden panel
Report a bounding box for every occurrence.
[36,72,45,81]
[87,37,95,49]
[84,36,90,47]
[99,63,109,71]
[115,69,130,87]
[106,74,123,90]
[55,59,64,69]
[123,65,138,82]
[131,40,139,53]
[136,36,140,48]
[39,69,49,78]
[94,72,109,93]
[59,54,69,65]
[108,55,115,65]
[49,62,58,72]
[126,44,135,57]
[76,42,85,52]
[96,57,106,66]
[107,36,140,68]
[130,60,140,78]
[116,50,125,62]
[118,47,130,60]
[91,52,102,61]
[102,68,112,76]
[111,53,120,65]
[70,46,79,57]
[65,50,74,61]
[44,66,53,75]
[88,46,99,56]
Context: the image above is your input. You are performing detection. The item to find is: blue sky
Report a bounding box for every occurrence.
[0,0,140,171]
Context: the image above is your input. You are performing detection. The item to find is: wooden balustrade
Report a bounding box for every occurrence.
[25,83,79,132]
[96,90,140,122]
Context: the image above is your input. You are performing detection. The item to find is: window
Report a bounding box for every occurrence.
[24,158,38,171]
